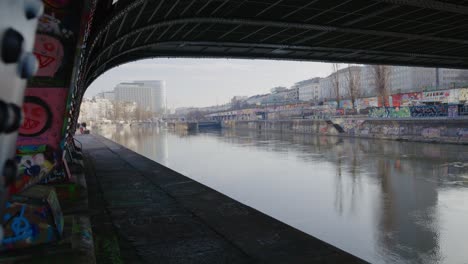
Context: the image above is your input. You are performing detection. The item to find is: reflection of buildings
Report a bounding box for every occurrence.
[220,130,443,263]
[97,125,169,166]
[377,157,440,263]
[139,127,168,166]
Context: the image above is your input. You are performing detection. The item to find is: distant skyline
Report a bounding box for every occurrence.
[85,58,339,109]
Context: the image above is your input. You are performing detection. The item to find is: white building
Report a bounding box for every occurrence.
[295,77,322,102]
[95,91,115,101]
[387,66,435,94]
[114,80,166,114]
[436,68,468,89]
[360,66,468,96]
[320,66,361,100]
[271,86,288,94]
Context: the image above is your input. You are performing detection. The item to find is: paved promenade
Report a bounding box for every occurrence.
[80,134,365,263]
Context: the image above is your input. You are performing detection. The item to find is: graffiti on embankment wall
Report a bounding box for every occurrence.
[232,119,468,143]
[421,128,442,139]
[369,107,411,118]
[369,105,449,118]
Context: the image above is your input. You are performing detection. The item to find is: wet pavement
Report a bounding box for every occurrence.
[80,134,364,263]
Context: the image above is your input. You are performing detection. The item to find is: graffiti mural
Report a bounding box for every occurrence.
[17,88,68,149]
[370,106,449,118]
[399,92,422,106]
[369,108,387,118]
[448,105,458,117]
[410,105,447,117]
[339,100,353,109]
[34,34,64,77]
[340,120,365,134]
[369,107,411,118]
[8,143,58,195]
[1,186,63,251]
[422,91,450,102]
[421,128,441,138]
[19,96,53,137]
[356,97,379,109]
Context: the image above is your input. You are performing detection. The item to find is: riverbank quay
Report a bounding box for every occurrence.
[223,118,468,145]
[80,133,365,263]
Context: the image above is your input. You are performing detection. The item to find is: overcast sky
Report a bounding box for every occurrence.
[85,58,337,109]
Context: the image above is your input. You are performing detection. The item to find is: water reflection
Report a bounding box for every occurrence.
[96,125,468,264]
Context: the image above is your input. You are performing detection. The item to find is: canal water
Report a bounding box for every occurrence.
[96,125,468,264]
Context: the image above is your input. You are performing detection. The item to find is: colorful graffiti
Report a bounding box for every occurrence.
[9,151,57,195]
[410,105,447,117]
[1,186,63,250]
[17,88,68,149]
[19,96,53,137]
[369,105,449,118]
[398,92,422,106]
[16,145,47,155]
[369,107,411,118]
[356,97,379,109]
[448,105,458,117]
[17,154,54,178]
[34,34,64,77]
[422,91,450,102]
[339,100,353,109]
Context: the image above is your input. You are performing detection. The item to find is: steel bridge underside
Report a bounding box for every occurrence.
[84,0,468,87]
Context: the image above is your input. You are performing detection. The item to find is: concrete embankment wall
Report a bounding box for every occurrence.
[223,119,468,144]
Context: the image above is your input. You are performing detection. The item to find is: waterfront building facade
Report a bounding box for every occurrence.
[114,80,166,114]
[295,77,322,102]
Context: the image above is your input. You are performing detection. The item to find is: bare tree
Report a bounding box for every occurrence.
[373,65,391,107]
[136,106,142,121]
[111,101,122,121]
[346,65,361,111]
[186,110,206,121]
[121,101,134,121]
[332,63,341,108]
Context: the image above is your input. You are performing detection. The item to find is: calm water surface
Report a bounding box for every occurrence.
[96,125,468,264]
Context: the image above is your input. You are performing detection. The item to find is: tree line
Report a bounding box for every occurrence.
[107,101,155,121]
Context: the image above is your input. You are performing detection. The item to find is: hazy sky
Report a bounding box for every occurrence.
[85,58,337,109]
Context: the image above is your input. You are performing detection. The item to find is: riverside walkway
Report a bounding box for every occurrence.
[80,134,365,263]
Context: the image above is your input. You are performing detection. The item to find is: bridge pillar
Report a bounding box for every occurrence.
[0,0,95,250]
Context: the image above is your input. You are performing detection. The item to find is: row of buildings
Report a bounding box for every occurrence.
[81,80,167,123]
[241,66,468,106]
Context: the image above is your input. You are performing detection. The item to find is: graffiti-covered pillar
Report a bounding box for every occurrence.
[13,0,95,193]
